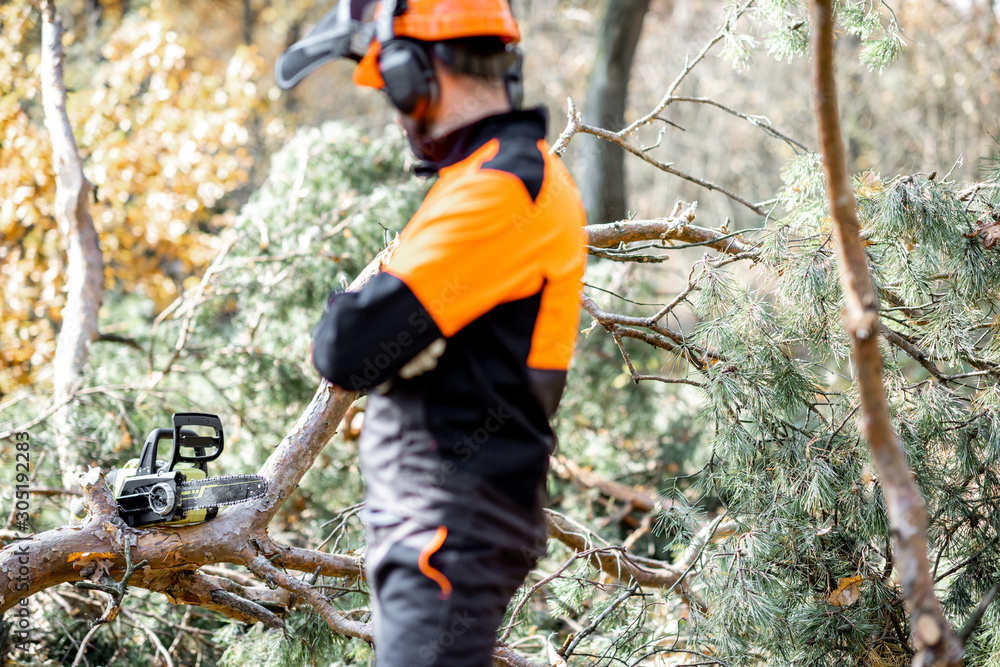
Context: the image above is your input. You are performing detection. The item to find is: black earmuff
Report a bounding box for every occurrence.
[380,39,436,117]
[503,45,524,110]
[377,0,437,117]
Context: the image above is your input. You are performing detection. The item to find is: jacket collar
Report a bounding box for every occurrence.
[414,107,549,177]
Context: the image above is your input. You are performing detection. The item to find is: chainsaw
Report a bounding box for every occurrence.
[88,413,267,528]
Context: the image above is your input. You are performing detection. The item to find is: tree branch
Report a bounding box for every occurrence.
[619,0,756,137]
[267,543,363,579]
[41,0,105,488]
[574,122,768,216]
[551,455,661,513]
[544,510,685,589]
[809,0,963,663]
[248,555,371,639]
[881,326,947,381]
[668,96,809,152]
[584,212,756,256]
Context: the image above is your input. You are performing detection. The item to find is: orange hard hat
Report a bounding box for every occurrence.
[353,0,520,89]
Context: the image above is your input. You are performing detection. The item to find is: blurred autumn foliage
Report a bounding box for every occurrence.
[1,0,288,395]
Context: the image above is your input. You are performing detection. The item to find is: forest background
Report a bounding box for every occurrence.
[3,0,1000,664]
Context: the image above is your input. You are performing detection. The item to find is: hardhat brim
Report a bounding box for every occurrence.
[353,41,385,89]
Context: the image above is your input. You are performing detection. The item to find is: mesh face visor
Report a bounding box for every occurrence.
[275,0,379,90]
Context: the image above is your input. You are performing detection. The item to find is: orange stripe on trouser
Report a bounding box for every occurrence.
[418,525,453,600]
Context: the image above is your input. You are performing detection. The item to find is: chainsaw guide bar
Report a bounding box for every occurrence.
[176,474,268,510]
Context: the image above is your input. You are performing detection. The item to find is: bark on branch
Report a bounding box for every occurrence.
[544,510,685,589]
[551,454,660,513]
[585,213,755,256]
[809,0,963,664]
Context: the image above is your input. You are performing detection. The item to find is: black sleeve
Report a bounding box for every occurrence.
[311,272,443,391]
[526,368,568,418]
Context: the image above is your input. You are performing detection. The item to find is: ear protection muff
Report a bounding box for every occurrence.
[377,0,437,118]
[380,39,436,117]
[503,45,524,110]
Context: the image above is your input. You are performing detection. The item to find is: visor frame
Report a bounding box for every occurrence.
[275,0,380,90]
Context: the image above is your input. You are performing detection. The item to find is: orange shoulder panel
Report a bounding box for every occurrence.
[525,141,586,370]
[386,139,586,369]
[385,165,544,337]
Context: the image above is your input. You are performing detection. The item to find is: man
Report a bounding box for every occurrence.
[277,1,586,664]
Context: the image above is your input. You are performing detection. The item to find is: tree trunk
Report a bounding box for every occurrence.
[577,0,653,225]
[41,0,105,489]
[809,0,964,664]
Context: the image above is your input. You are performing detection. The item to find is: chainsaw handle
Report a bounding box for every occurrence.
[137,428,172,476]
[166,412,224,472]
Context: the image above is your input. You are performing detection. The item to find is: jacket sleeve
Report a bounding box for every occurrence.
[311,271,443,391]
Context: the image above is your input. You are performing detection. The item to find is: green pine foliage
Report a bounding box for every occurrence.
[528,140,1000,665]
[217,606,370,667]
[640,150,1000,666]
[750,0,904,71]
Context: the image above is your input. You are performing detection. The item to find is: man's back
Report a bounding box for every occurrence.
[357,107,585,667]
[375,107,586,512]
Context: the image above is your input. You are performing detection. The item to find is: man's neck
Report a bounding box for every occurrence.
[428,80,511,140]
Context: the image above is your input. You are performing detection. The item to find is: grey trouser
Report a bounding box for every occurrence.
[366,520,541,667]
[360,391,549,667]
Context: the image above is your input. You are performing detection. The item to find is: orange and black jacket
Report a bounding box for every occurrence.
[312,108,586,515]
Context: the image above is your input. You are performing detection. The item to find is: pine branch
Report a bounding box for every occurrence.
[881,326,947,381]
[544,510,690,590]
[248,555,371,640]
[585,213,757,256]
[959,584,998,641]
[560,581,641,660]
[210,589,286,631]
[551,455,661,513]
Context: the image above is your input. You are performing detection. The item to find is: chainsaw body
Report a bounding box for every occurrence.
[110,413,265,528]
[112,459,216,527]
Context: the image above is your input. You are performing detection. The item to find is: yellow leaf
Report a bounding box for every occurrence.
[67,551,117,563]
[829,576,863,607]
[857,170,884,198]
